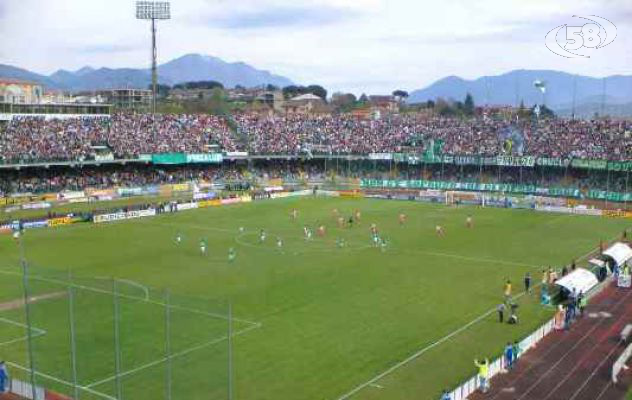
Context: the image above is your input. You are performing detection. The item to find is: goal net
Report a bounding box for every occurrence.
[445,191,484,206]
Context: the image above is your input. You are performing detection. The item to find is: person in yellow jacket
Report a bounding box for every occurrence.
[474,358,489,393]
[504,280,512,302]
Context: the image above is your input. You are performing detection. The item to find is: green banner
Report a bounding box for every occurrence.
[496,156,536,167]
[571,159,608,170]
[453,155,480,166]
[537,158,570,167]
[186,153,223,164]
[607,161,632,172]
[359,179,632,202]
[152,153,187,165]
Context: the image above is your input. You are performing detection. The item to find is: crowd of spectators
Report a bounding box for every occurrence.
[0,113,235,164]
[1,113,631,163]
[1,160,631,196]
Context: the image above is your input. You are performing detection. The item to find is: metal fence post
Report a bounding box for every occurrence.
[164,290,172,400]
[18,234,37,398]
[68,270,80,400]
[113,279,123,400]
[228,301,233,400]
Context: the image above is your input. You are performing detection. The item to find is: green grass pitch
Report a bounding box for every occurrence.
[0,197,629,400]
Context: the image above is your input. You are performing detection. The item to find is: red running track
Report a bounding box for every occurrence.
[470,284,632,400]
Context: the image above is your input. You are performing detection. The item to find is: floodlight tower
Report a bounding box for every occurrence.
[136,1,170,116]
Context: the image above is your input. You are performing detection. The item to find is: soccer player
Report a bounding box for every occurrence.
[276,236,284,250]
[175,232,183,244]
[337,216,345,229]
[303,226,313,241]
[435,225,444,236]
[318,225,326,237]
[228,247,236,263]
[259,229,266,243]
[336,237,346,248]
[524,272,531,293]
[399,213,407,226]
[380,237,388,253]
[466,215,473,228]
[199,238,208,255]
[239,226,245,234]
[291,209,298,220]
[354,210,362,222]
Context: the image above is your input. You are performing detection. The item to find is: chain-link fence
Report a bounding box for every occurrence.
[0,259,241,400]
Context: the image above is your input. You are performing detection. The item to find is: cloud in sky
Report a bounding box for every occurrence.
[194,4,358,30]
[0,0,630,94]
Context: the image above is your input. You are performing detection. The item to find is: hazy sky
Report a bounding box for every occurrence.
[1,0,631,94]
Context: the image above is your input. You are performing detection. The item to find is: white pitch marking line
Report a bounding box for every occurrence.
[334,239,607,400]
[0,316,46,335]
[0,268,261,327]
[7,361,116,400]
[84,321,261,389]
[407,249,542,269]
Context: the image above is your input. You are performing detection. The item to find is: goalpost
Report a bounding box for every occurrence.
[445,191,486,207]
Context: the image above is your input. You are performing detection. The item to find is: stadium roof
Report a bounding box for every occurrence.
[603,242,632,266]
[289,93,323,102]
[555,268,598,294]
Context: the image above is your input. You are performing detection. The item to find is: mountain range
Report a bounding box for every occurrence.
[408,70,632,116]
[0,54,294,91]
[2,58,631,116]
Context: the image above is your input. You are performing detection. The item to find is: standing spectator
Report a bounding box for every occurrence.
[504,279,512,302]
[497,303,506,323]
[0,361,8,393]
[504,342,514,370]
[578,291,587,316]
[512,340,521,366]
[524,272,531,293]
[474,358,490,393]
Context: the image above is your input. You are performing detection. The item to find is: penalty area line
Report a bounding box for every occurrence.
[6,361,116,400]
[84,321,261,389]
[0,268,261,328]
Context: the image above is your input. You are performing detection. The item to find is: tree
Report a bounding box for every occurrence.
[426,100,435,108]
[266,84,279,92]
[359,93,369,104]
[331,92,357,112]
[154,84,171,98]
[173,81,224,90]
[435,98,454,116]
[282,85,302,99]
[463,93,475,116]
[306,85,327,100]
[392,90,409,99]
[537,104,555,119]
[282,84,328,100]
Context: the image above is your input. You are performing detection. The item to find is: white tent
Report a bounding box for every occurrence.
[603,242,632,267]
[555,268,599,294]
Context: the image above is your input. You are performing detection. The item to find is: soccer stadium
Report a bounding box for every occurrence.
[1,1,632,400]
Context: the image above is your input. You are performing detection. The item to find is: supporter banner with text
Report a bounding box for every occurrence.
[360,179,632,202]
